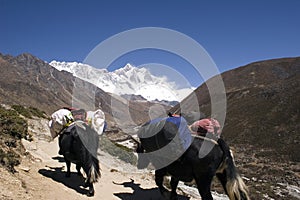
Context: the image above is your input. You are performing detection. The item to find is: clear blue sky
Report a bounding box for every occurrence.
[1,0,300,87]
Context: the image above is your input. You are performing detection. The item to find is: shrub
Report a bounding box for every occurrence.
[0,149,20,173]
[28,106,47,118]
[11,105,32,118]
[0,104,37,173]
[0,107,29,140]
[99,135,137,165]
[11,105,47,119]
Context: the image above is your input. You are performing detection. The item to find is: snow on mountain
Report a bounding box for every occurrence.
[49,61,193,101]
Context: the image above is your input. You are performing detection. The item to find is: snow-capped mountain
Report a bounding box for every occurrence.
[49,61,193,101]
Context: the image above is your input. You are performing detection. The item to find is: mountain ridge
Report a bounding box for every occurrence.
[49,61,193,101]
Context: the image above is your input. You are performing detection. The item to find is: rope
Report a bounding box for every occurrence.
[191,134,218,145]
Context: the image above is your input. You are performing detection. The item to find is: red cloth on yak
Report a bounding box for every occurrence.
[190,118,221,137]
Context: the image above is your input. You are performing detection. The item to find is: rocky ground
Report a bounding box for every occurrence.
[231,144,300,200]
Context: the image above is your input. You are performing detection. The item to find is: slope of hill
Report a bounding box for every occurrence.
[222,57,299,161]
[0,53,77,114]
[173,57,300,162]
[0,53,170,128]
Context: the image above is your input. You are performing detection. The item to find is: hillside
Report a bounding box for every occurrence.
[172,57,300,162]
[0,53,170,128]
[0,53,74,113]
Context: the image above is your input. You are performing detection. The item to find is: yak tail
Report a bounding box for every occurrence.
[88,156,101,183]
[217,138,250,200]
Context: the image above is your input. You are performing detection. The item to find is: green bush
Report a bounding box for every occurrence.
[0,107,29,140]
[0,149,20,173]
[11,105,47,119]
[99,135,137,165]
[11,105,32,118]
[0,105,34,173]
[28,106,47,118]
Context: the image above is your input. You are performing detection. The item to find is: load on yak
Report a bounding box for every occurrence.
[48,107,106,139]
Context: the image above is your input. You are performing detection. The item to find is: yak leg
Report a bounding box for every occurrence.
[155,169,169,198]
[170,177,179,200]
[87,182,95,197]
[83,175,95,197]
[195,175,214,200]
[65,160,71,177]
[76,164,82,176]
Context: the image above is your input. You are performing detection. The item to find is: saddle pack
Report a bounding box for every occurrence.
[138,116,192,153]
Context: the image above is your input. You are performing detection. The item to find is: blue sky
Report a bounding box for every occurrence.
[1,0,300,88]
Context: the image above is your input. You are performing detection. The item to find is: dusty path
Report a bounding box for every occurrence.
[0,118,228,200]
[18,137,173,200]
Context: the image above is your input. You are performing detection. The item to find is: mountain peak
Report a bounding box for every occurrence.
[124,63,134,70]
[49,61,193,101]
[15,53,38,62]
[114,63,136,75]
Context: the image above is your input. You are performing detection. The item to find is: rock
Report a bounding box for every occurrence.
[20,166,30,172]
[110,168,118,173]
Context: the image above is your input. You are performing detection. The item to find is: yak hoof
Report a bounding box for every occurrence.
[87,189,94,197]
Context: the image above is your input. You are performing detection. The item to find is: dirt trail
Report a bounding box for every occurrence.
[0,118,228,200]
[16,137,169,200]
